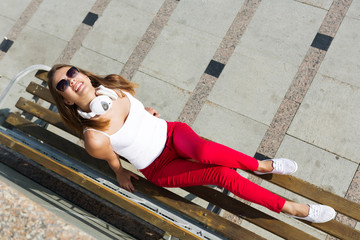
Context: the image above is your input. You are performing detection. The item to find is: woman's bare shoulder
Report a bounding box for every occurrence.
[83,129,111,158]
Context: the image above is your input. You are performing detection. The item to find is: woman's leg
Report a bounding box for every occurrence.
[146,157,286,213]
[170,122,259,171]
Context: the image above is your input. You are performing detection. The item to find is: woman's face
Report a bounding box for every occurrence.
[52,66,95,106]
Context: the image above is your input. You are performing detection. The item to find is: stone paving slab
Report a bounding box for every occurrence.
[139,20,222,92]
[277,135,358,196]
[347,0,360,19]
[288,74,360,163]
[170,0,245,38]
[208,50,299,126]
[71,46,125,75]
[0,25,66,79]
[238,0,327,67]
[193,101,268,157]
[297,0,333,9]
[0,16,14,39]
[132,71,190,122]
[27,0,96,42]
[82,0,159,64]
[0,0,31,20]
[318,15,360,88]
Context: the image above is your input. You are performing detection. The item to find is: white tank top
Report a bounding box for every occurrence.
[84,91,167,169]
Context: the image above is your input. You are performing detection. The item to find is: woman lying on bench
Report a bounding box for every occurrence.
[48,64,336,223]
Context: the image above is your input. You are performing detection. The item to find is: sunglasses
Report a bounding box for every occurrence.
[56,66,79,92]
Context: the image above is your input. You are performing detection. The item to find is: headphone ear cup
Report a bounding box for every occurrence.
[77,85,116,119]
[90,95,113,115]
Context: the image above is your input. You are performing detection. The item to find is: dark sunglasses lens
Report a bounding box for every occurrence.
[66,67,78,78]
[56,79,69,92]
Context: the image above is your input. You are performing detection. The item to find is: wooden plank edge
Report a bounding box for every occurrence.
[183,186,317,240]
[35,70,49,82]
[26,81,55,104]
[0,132,203,240]
[14,97,77,137]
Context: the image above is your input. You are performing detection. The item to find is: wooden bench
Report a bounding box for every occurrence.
[0,68,359,240]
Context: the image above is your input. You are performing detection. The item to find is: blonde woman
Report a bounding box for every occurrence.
[48,64,336,223]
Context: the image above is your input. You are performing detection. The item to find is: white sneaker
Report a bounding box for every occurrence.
[289,204,336,223]
[254,158,298,175]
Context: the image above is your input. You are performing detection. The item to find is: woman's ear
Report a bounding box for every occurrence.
[64,99,75,105]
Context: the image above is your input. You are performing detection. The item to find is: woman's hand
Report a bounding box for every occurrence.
[116,169,139,192]
[145,107,160,117]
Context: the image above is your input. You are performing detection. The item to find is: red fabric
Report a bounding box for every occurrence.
[140,122,286,213]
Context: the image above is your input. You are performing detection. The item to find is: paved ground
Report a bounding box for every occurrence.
[0,0,359,239]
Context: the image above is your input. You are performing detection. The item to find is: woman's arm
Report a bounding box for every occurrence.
[84,131,139,192]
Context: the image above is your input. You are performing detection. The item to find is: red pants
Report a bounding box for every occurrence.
[140,122,286,213]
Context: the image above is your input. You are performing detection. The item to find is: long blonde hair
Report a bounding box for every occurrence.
[48,64,138,139]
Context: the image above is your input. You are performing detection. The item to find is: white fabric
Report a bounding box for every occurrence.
[84,91,167,169]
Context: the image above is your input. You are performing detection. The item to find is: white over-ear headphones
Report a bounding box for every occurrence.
[77,85,118,119]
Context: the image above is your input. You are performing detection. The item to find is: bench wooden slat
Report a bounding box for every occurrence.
[0,132,206,240]
[4,113,265,240]
[26,81,55,104]
[258,173,360,222]
[35,70,49,82]
[184,185,360,240]
[15,97,75,136]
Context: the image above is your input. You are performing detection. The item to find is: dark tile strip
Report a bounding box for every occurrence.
[0,39,14,53]
[254,152,270,161]
[82,12,99,26]
[120,0,180,80]
[0,0,43,61]
[204,60,225,78]
[311,33,333,51]
[177,0,262,125]
[55,0,111,64]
